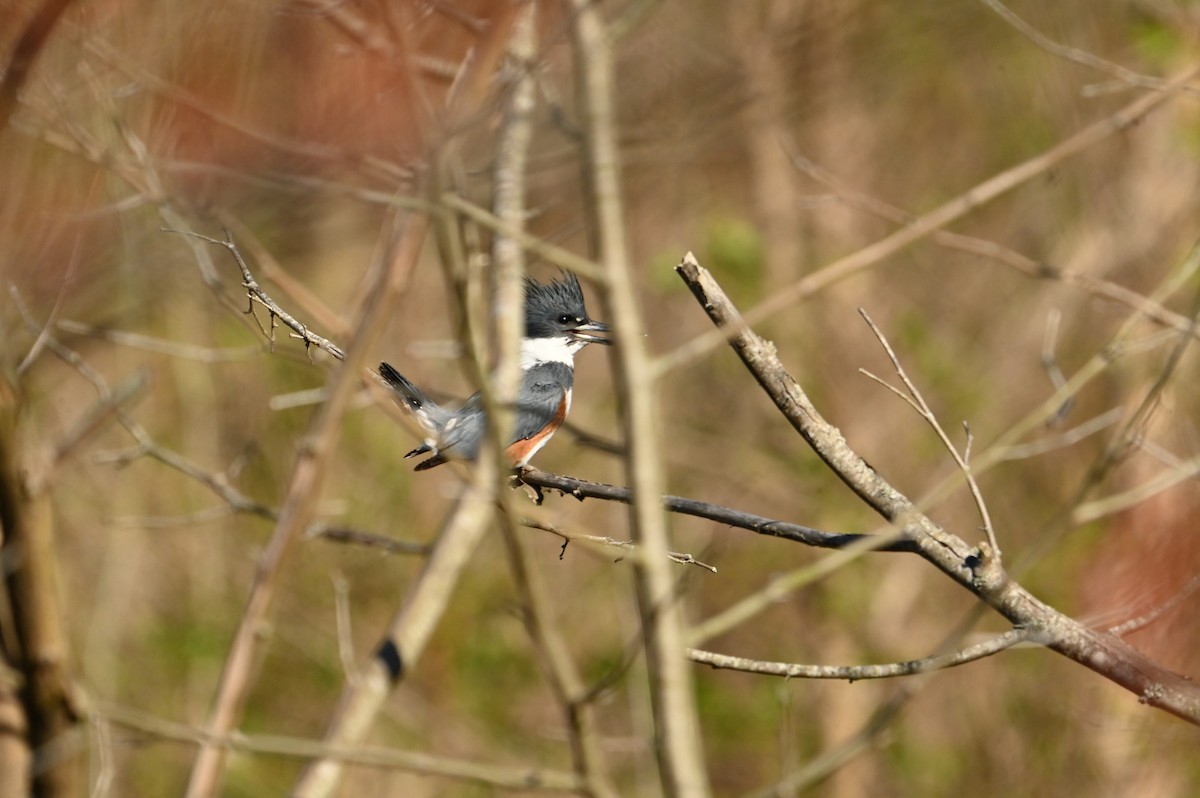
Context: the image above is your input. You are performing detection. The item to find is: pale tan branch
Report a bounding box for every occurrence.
[687,532,906,648]
[1,377,82,796]
[995,408,1123,461]
[1071,454,1200,525]
[97,701,582,792]
[442,193,607,282]
[55,320,262,363]
[500,516,621,798]
[654,61,1200,377]
[788,151,1197,340]
[744,690,910,798]
[568,4,710,796]
[688,628,1029,681]
[981,0,1200,97]
[292,447,498,797]
[184,216,425,798]
[521,517,717,573]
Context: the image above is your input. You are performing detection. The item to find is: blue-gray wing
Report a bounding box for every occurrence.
[414,363,574,469]
[507,363,574,464]
[512,363,574,443]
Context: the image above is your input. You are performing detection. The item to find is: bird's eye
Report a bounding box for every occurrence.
[558,314,575,325]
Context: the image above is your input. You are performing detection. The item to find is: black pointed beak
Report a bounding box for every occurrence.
[570,319,610,345]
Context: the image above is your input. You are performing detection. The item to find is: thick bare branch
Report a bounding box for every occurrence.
[488,13,620,794]
[0,377,83,797]
[675,252,1200,725]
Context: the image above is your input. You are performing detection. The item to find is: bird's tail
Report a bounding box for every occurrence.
[379,362,447,463]
[379,361,430,413]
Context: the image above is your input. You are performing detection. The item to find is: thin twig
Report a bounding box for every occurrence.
[28,371,149,495]
[910,252,1200,530]
[96,701,583,792]
[787,149,1199,342]
[162,228,346,361]
[687,531,907,647]
[518,467,918,553]
[1108,573,1200,637]
[653,61,1200,378]
[995,407,1123,461]
[1071,454,1200,526]
[87,714,114,798]
[55,320,262,363]
[501,510,621,798]
[440,193,607,283]
[330,573,360,686]
[521,517,717,572]
[689,628,1030,681]
[981,0,1200,98]
[1040,309,1075,426]
[744,690,910,798]
[307,524,430,556]
[858,308,999,554]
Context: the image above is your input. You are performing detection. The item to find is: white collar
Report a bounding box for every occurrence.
[520,336,581,369]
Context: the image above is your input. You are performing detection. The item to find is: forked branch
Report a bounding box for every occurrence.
[674,251,1200,725]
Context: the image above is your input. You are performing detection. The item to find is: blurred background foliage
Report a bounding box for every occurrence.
[3,0,1200,795]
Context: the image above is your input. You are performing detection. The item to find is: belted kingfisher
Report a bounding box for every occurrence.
[379,273,609,470]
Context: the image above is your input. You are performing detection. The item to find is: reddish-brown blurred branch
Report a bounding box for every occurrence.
[0,0,77,128]
[676,251,1200,726]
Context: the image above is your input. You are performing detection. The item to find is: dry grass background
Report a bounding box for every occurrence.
[3,1,1200,795]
